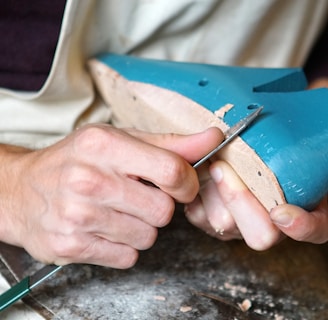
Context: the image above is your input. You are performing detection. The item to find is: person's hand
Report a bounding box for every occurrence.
[270,196,328,244]
[185,160,328,250]
[0,124,222,268]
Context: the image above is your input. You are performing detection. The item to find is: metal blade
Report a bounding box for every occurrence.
[0,264,62,312]
[29,264,62,290]
[192,106,263,168]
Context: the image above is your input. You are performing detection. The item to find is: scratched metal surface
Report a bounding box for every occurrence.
[1,205,328,320]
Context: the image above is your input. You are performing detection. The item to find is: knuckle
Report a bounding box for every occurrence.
[73,125,121,155]
[60,202,94,229]
[219,187,240,205]
[137,227,158,250]
[160,156,187,188]
[117,249,139,269]
[153,197,175,227]
[64,165,105,197]
[50,236,83,260]
[295,226,315,243]
[74,125,108,152]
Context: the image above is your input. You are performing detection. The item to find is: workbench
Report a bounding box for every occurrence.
[1,204,328,319]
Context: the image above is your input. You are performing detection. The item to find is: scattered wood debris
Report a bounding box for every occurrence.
[153,277,166,285]
[237,299,252,312]
[224,282,248,296]
[180,305,192,313]
[153,295,166,301]
[214,103,234,119]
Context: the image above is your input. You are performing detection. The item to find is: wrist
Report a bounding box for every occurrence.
[0,144,32,246]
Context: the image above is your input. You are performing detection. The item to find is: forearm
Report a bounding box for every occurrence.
[0,143,32,246]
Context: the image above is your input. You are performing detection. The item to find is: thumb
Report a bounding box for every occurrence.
[270,197,328,243]
[126,127,224,163]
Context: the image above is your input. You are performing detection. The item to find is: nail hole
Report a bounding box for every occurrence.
[198,78,209,87]
[247,103,260,110]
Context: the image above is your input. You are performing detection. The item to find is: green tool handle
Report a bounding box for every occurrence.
[0,277,30,312]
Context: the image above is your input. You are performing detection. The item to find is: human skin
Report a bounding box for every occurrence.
[0,125,223,268]
[186,155,328,250]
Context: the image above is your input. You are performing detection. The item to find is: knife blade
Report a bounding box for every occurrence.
[0,264,62,312]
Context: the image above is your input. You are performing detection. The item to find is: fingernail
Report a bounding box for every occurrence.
[270,210,293,227]
[210,166,223,183]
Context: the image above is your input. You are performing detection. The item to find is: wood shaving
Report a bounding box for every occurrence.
[224,282,248,296]
[238,299,252,312]
[180,305,192,313]
[214,103,234,119]
[153,295,166,301]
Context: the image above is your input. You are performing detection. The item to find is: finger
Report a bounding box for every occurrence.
[57,236,140,269]
[124,127,224,202]
[77,125,200,202]
[126,127,224,163]
[185,194,241,240]
[185,195,222,238]
[27,228,140,269]
[61,155,176,227]
[185,195,211,229]
[198,178,241,239]
[60,172,176,230]
[210,161,281,250]
[93,209,159,250]
[131,151,198,203]
[73,125,221,203]
[80,239,139,269]
[106,177,175,227]
[270,196,328,243]
[43,210,156,267]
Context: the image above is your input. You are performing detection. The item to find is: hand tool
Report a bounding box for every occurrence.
[0,264,62,312]
[0,106,262,312]
[193,106,263,168]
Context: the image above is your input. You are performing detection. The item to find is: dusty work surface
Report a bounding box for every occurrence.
[1,205,328,320]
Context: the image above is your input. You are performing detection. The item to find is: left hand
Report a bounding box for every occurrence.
[185,160,328,250]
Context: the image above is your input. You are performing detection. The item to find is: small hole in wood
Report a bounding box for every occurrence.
[198,78,209,87]
[247,103,260,110]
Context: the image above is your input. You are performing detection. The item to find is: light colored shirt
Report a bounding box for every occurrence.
[0,0,327,148]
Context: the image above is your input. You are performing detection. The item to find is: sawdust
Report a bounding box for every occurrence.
[224,282,248,296]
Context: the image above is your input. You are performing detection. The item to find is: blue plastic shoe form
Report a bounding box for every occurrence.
[94,53,328,211]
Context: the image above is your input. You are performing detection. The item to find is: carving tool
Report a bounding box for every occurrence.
[193,106,263,168]
[0,105,262,313]
[0,264,62,312]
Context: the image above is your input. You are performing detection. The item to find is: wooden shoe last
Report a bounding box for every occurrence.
[89,54,328,211]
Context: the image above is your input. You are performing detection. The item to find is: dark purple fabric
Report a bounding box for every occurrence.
[0,0,66,91]
[304,20,328,82]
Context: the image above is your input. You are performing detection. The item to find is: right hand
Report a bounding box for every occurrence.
[0,124,222,268]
